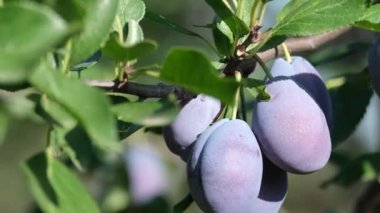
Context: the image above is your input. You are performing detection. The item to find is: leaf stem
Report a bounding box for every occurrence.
[281,43,292,63]
[232,0,238,8]
[115,16,125,43]
[258,0,269,25]
[250,0,261,28]
[222,0,234,11]
[240,87,247,122]
[173,193,194,213]
[231,72,242,120]
[253,54,273,79]
[61,40,72,75]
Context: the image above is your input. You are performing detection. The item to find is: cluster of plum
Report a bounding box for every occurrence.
[163,56,332,212]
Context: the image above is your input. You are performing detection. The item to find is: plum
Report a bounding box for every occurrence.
[124,144,168,204]
[253,79,331,174]
[369,37,380,96]
[254,156,287,213]
[163,95,221,160]
[187,119,263,212]
[270,57,333,128]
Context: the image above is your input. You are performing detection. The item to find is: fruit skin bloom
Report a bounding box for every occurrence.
[253,57,331,174]
[163,94,221,160]
[187,119,263,213]
[124,144,168,204]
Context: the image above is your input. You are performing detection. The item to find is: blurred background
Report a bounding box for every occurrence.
[1,0,380,212]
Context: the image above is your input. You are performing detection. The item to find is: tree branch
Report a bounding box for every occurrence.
[86,27,374,99]
[85,80,194,99]
[353,181,380,213]
[258,27,374,61]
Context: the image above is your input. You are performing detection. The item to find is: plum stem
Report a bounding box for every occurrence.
[240,87,247,121]
[281,43,292,63]
[231,72,242,120]
[254,54,273,80]
[173,193,194,213]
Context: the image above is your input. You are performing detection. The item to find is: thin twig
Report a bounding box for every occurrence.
[258,27,374,61]
[85,80,194,99]
[86,27,375,99]
[353,181,380,213]
[173,193,194,213]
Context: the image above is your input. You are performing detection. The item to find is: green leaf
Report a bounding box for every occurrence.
[236,0,255,27]
[22,152,100,213]
[354,4,380,32]
[0,110,8,146]
[0,2,68,84]
[160,48,239,105]
[0,90,37,120]
[70,0,118,65]
[145,11,218,54]
[103,32,157,62]
[322,152,380,187]
[273,0,366,36]
[212,21,233,56]
[44,0,86,25]
[113,0,145,31]
[328,71,373,147]
[360,3,380,24]
[354,21,380,32]
[71,51,102,72]
[112,100,178,126]
[204,0,249,39]
[125,20,144,45]
[29,62,119,151]
[276,0,306,22]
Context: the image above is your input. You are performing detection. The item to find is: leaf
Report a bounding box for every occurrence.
[328,71,373,147]
[212,21,233,56]
[145,11,218,54]
[113,0,145,31]
[354,21,380,32]
[126,20,144,45]
[273,0,366,36]
[70,0,118,65]
[0,90,37,120]
[71,51,102,72]
[103,32,157,62]
[22,152,100,213]
[354,4,380,32]
[0,2,68,84]
[236,0,255,27]
[29,62,119,151]
[360,3,380,24]
[204,0,249,38]
[322,152,380,188]
[0,110,8,146]
[112,100,178,126]
[160,48,239,105]
[276,0,306,22]
[47,0,86,25]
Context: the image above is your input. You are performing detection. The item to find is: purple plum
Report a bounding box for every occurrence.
[253,79,331,174]
[187,119,263,212]
[163,95,221,160]
[270,57,333,128]
[253,156,288,212]
[124,144,168,204]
